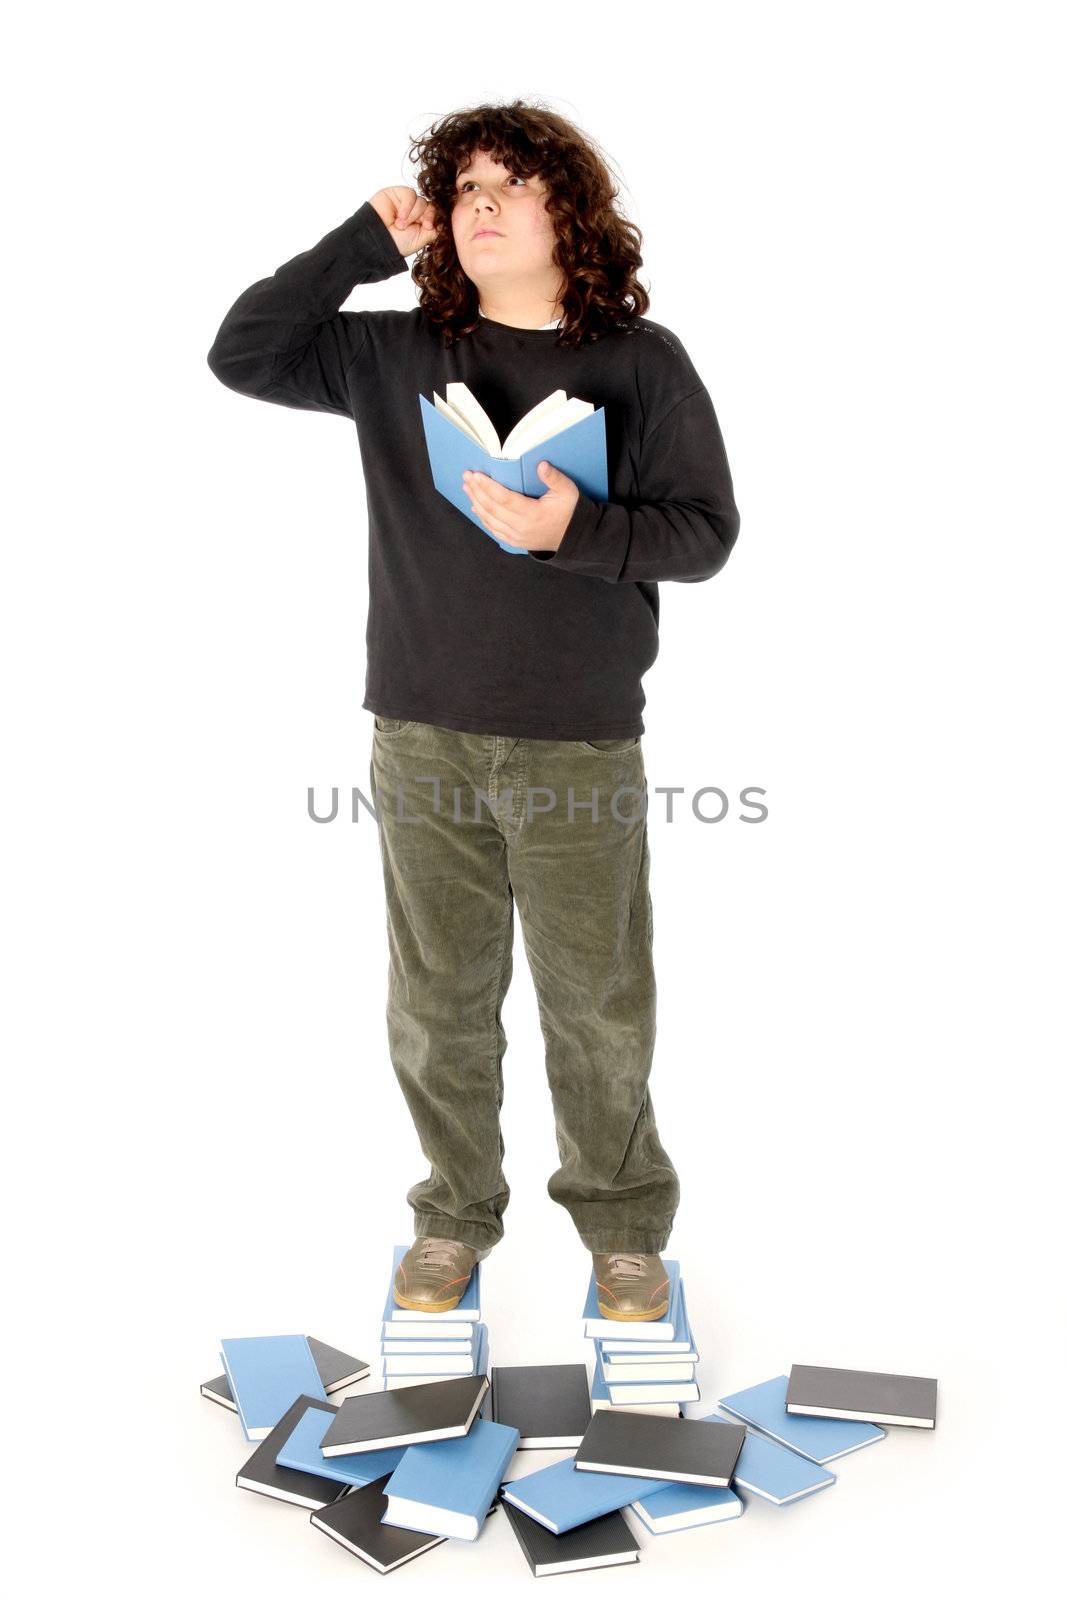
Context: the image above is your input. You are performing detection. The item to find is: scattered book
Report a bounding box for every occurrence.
[583,1258,682,1342]
[703,1416,836,1506]
[220,1334,327,1441]
[419,382,607,554]
[235,1395,347,1509]
[574,1408,745,1487]
[593,1345,699,1408]
[488,1362,591,1448]
[320,1374,489,1457]
[590,1357,681,1417]
[275,1399,406,1487]
[500,1494,640,1576]
[381,1242,482,1335]
[380,1417,520,1540]
[785,1364,938,1429]
[502,1453,668,1534]
[201,1336,369,1411]
[310,1473,447,1573]
[717,1375,886,1463]
[626,1480,743,1535]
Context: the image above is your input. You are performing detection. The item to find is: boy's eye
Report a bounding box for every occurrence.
[456,175,527,193]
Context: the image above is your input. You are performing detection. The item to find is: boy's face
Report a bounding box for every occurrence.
[450,149,559,291]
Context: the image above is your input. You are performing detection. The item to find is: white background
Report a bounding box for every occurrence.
[5,0,1063,1591]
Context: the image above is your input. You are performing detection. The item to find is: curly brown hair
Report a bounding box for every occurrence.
[405,100,650,349]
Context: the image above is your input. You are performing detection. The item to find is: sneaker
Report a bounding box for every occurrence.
[392,1236,490,1312]
[592,1251,669,1321]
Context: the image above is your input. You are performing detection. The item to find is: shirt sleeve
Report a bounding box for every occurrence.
[530,384,741,583]
[206,200,409,418]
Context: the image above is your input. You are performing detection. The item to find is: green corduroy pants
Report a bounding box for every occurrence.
[369,716,680,1255]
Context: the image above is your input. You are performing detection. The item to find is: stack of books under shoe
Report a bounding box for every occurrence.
[380,1242,490,1393]
[583,1258,700,1415]
[203,1249,939,1577]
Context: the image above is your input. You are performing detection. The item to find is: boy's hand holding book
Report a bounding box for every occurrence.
[420,381,608,555]
[461,460,578,553]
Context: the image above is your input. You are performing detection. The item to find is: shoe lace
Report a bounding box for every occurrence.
[605,1252,647,1277]
[416,1238,467,1270]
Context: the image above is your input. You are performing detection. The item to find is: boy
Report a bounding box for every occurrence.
[207,103,740,1321]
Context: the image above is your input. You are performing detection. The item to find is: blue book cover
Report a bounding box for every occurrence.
[219,1335,327,1442]
[276,1401,407,1487]
[717,1375,886,1464]
[628,1479,743,1535]
[380,1418,520,1541]
[583,1258,683,1341]
[381,1243,482,1331]
[502,1453,670,1535]
[419,389,608,555]
[702,1416,836,1505]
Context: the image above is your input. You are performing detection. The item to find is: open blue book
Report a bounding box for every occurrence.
[419,383,608,554]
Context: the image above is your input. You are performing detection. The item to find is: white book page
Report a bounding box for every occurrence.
[443,383,501,454]
[431,390,489,450]
[503,395,593,457]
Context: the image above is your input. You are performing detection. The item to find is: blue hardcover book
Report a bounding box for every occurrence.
[276,1400,407,1487]
[382,1319,484,1374]
[381,1417,520,1541]
[381,1243,482,1333]
[419,384,608,555]
[702,1416,836,1505]
[219,1335,327,1441]
[383,1322,488,1387]
[502,1453,671,1535]
[583,1259,683,1342]
[590,1359,682,1416]
[592,1345,699,1407]
[628,1479,743,1535]
[717,1375,885,1464]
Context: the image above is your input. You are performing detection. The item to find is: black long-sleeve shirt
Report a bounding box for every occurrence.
[206,200,740,739]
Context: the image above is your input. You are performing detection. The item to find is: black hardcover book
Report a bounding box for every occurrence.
[499,1494,640,1576]
[201,1372,236,1410]
[785,1364,938,1428]
[235,1395,348,1508]
[320,1374,490,1456]
[202,1336,370,1410]
[310,1474,447,1572]
[489,1363,592,1448]
[574,1408,745,1486]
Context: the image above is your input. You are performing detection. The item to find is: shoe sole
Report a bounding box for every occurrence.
[596,1301,668,1321]
[392,1280,468,1312]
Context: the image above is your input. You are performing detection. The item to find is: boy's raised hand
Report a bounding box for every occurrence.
[370,186,441,257]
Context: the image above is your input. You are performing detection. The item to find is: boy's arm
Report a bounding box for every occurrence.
[206,200,409,417]
[532,385,740,583]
